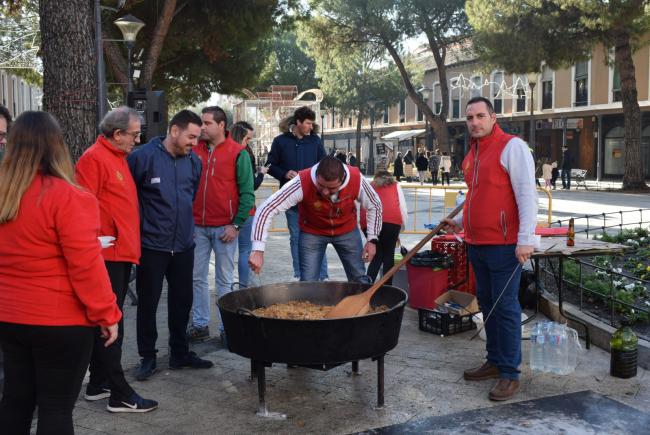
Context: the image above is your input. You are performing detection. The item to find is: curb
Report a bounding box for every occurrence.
[539,291,650,370]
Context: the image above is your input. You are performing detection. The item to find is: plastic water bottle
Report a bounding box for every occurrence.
[456,191,465,207]
[529,323,545,371]
[547,322,568,374]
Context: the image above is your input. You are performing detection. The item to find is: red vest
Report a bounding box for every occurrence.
[298,166,361,236]
[462,124,519,245]
[192,135,245,227]
[360,182,401,230]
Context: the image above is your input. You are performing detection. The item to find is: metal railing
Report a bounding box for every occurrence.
[256,181,554,234]
[540,256,650,337]
[549,209,650,237]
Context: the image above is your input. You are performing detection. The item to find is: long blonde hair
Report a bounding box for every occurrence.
[0,111,76,223]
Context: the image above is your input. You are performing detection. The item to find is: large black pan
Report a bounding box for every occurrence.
[217,281,407,365]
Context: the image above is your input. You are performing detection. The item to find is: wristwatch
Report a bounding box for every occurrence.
[233,224,241,231]
[368,239,378,245]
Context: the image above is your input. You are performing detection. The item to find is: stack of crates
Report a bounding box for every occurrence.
[430,234,476,294]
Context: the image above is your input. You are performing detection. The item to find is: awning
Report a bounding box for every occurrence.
[380,129,426,141]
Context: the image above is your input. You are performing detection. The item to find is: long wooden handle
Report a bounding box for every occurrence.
[362,201,465,301]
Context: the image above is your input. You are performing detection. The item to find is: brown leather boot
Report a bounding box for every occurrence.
[488,378,520,401]
[463,361,499,381]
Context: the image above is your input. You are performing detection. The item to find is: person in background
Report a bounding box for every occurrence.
[393,152,404,181]
[541,159,555,190]
[0,111,121,435]
[0,105,11,160]
[347,152,357,167]
[188,107,254,344]
[266,106,328,281]
[336,149,347,164]
[551,162,560,190]
[231,121,268,288]
[415,150,429,185]
[402,149,414,181]
[361,170,408,285]
[249,156,382,282]
[561,145,574,190]
[429,149,440,185]
[440,151,452,185]
[443,97,537,402]
[76,107,157,413]
[128,110,213,381]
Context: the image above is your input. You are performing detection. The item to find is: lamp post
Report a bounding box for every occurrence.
[368,97,377,175]
[95,0,107,127]
[321,113,325,144]
[114,14,145,93]
[527,72,537,150]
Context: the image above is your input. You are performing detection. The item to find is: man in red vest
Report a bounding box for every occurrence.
[76,107,157,412]
[189,106,254,343]
[443,96,537,402]
[249,156,382,281]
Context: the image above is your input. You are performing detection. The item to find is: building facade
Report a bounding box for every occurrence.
[0,69,42,118]
[322,42,650,180]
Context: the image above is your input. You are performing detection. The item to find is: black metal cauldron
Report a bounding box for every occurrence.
[217,281,407,417]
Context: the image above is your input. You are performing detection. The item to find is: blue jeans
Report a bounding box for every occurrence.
[237,216,254,287]
[299,229,365,282]
[286,206,328,280]
[192,225,237,331]
[467,244,522,380]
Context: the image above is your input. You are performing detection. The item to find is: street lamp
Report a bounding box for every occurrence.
[418,85,433,151]
[114,14,145,92]
[527,72,537,149]
[367,97,377,175]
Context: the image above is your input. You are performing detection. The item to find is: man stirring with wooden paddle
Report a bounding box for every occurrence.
[442,96,538,402]
[249,156,382,282]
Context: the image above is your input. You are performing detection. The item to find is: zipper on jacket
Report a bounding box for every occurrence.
[500,210,508,241]
[467,141,479,241]
[201,147,213,226]
[172,159,179,254]
[229,200,234,220]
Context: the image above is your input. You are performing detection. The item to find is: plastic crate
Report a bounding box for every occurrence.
[431,235,476,294]
[418,308,476,336]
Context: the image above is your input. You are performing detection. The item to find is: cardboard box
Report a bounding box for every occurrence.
[434,290,479,315]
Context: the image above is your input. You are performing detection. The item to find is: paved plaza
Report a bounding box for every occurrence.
[67,186,650,434]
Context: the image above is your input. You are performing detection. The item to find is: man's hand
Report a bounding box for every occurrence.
[249,250,265,274]
[285,170,298,180]
[440,218,462,234]
[362,242,376,263]
[515,245,534,264]
[101,324,119,347]
[220,225,239,243]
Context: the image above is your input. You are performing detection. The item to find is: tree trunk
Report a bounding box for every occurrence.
[39,0,97,161]
[103,35,128,95]
[382,38,450,153]
[426,38,450,154]
[614,30,648,190]
[355,115,362,168]
[140,0,177,90]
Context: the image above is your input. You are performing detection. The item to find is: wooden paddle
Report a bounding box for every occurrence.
[325,201,465,319]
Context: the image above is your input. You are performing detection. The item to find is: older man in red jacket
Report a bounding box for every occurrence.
[76,107,157,413]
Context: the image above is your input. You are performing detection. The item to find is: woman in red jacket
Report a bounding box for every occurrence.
[0,111,121,435]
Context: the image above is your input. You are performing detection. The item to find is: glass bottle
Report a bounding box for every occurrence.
[566,218,575,247]
[610,318,638,378]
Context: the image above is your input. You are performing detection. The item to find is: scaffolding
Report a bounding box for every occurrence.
[233,85,323,162]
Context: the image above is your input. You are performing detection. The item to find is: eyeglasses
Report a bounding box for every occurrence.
[120,130,141,138]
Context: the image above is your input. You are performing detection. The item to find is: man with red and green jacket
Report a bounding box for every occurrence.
[188,106,254,343]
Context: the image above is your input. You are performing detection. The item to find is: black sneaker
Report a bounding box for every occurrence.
[106,392,158,413]
[135,357,157,381]
[187,325,210,342]
[169,351,213,370]
[84,383,111,401]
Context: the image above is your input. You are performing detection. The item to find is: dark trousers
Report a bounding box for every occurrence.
[136,248,193,359]
[441,172,451,185]
[467,244,522,380]
[0,323,93,435]
[562,169,572,189]
[366,223,401,285]
[430,170,438,184]
[87,261,134,399]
